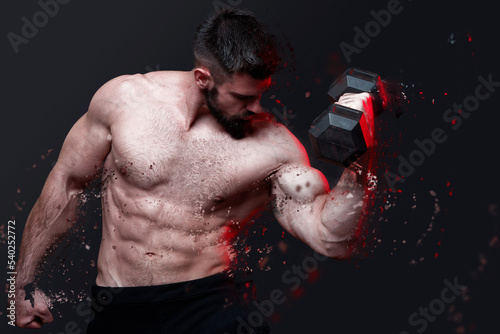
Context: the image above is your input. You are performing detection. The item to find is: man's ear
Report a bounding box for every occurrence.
[194,67,215,90]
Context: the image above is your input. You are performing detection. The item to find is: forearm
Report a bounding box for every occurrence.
[319,169,365,240]
[16,169,81,289]
[272,163,370,259]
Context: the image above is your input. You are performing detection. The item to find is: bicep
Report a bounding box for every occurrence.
[272,164,329,203]
[271,163,329,244]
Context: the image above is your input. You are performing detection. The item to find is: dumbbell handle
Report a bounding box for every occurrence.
[329,68,385,116]
[309,68,382,167]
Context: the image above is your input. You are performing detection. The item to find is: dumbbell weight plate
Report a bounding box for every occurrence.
[309,103,369,167]
[327,68,381,103]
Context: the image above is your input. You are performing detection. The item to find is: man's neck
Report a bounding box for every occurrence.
[183,70,210,130]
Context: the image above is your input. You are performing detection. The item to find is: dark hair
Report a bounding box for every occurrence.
[193,8,280,83]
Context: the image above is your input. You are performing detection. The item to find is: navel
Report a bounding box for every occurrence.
[213,195,226,203]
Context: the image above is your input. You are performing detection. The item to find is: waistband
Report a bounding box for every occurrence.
[91,270,251,305]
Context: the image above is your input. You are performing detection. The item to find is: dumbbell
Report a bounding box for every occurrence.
[309,67,388,167]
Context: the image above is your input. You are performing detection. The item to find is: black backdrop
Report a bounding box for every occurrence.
[2,0,500,333]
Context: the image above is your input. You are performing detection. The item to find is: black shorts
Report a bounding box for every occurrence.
[86,272,270,334]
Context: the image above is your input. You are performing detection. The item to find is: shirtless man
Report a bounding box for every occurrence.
[15,8,373,333]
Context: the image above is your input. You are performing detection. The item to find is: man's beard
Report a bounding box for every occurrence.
[204,87,252,139]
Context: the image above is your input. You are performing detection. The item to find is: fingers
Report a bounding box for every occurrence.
[16,308,53,328]
[336,93,376,148]
[34,290,54,324]
[24,318,44,329]
[336,92,372,108]
[16,314,40,328]
[37,306,54,324]
[15,289,53,328]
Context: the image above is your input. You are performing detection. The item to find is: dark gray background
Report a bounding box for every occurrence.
[2,0,499,333]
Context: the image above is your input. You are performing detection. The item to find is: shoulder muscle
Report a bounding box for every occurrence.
[255,120,310,166]
[88,73,152,126]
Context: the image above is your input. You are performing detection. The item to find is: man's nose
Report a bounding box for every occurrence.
[246,98,263,114]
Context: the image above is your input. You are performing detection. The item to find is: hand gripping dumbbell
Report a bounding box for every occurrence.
[309,67,388,167]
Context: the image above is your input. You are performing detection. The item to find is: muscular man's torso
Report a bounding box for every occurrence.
[95,71,292,287]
